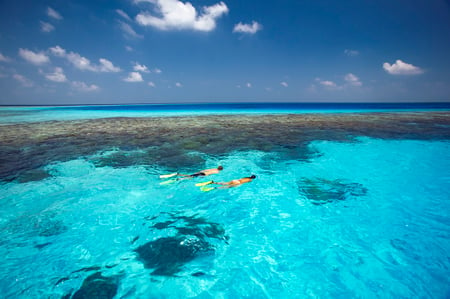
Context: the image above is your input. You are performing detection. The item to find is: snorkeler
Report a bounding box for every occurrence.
[178,166,224,178]
[196,175,256,191]
[160,166,223,179]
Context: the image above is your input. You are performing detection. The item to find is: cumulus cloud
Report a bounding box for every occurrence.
[135,0,228,31]
[148,81,156,87]
[63,52,93,71]
[153,68,162,74]
[49,45,66,56]
[98,58,121,72]
[344,73,362,86]
[49,46,121,72]
[344,49,359,56]
[383,59,424,75]
[13,74,33,87]
[40,21,55,33]
[47,7,62,20]
[0,53,11,62]
[233,21,262,34]
[175,82,182,87]
[319,80,337,88]
[44,67,67,82]
[72,81,99,92]
[246,82,252,88]
[280,82,288,87]
[19,48,50,65]
[133,63,150,73]
[124,72,144,82]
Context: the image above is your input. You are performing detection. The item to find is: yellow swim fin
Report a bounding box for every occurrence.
[159,172,178,179]
[200,186,215,192]
[159,179,177,185]
[195,180,214,187]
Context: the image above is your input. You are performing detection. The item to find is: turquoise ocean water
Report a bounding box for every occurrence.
[0,104,449,298]
[1,102,450,124]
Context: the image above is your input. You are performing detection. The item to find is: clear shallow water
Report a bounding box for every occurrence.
[0,108,449,298]
[1,102,450,124]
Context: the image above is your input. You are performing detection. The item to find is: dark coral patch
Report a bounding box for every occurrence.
[150,213,228,242]
[135,213,228,276]
[16,168,52,183]
[90,147,205,170]
[68,272,119,299]
[299,178,368,205]
[135,235,212,276]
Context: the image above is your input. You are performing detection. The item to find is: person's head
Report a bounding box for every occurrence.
[250,175,256,179]
[218,166,223,170]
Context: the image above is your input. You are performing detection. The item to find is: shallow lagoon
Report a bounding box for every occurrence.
[0,108,449,298]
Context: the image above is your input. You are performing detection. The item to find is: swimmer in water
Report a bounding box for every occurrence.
[198,175,256,191]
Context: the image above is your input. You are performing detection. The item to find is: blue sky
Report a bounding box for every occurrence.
[0,0,449,105]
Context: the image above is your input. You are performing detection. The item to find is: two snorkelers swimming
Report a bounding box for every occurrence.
[159,166,256,190]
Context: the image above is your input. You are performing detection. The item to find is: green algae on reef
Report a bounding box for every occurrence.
[0,112,449,182]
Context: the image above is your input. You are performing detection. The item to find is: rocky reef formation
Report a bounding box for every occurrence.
[1,112,449,182]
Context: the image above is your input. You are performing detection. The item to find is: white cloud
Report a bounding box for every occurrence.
[65,52,93,71]
[175,82,182,87]
[148,81,156,87]
[40,21,55,33]
[44,67,67,82]
[125,46,134,52]
[0,53,11,62]
[344,73,362,86]
[49,45,66,57]
[72,81,99,92]
[246,82,252,88]
[319,80,337,88]
[98,58,121,72]
[50,46,92,70]
[344,49,359,56]
[135,0,228,32]
[153,68,162,74]
[233,21,262,34]
[133,62,150,73]
[49,46,121,72]
[13,74,33,87]
[19,48,50,65]
[47,7,62,20]
[119,21,143,39]
[280,82,288,87]
[383,59,424,75]
[116,9,132,21]
[124,72,144,82]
